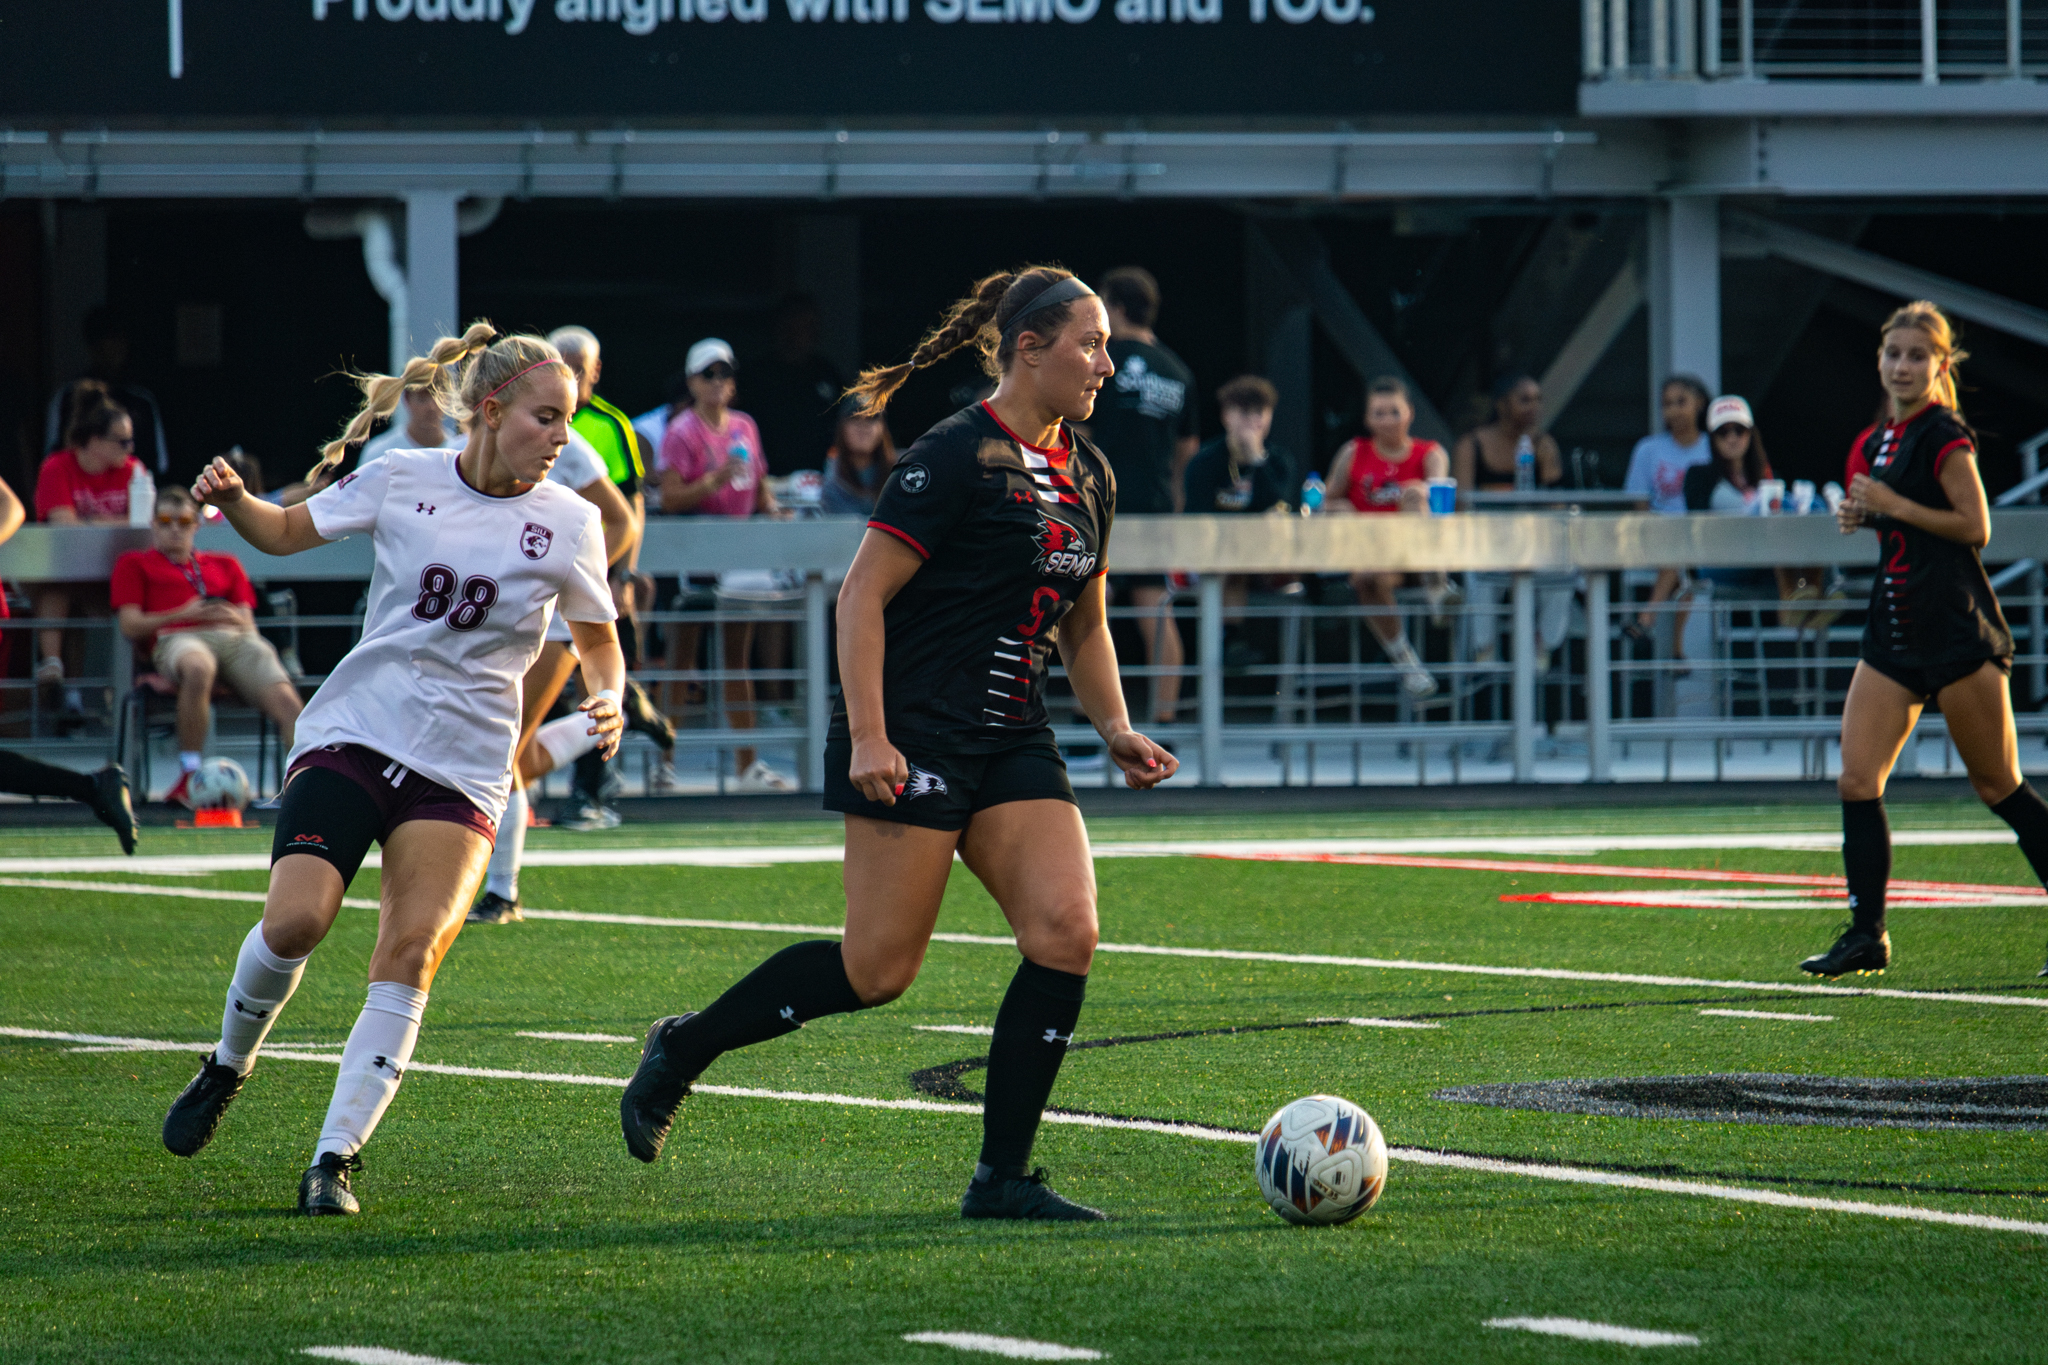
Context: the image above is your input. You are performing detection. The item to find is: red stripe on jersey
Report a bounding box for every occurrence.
[1933,436,1974,477]
[981,401,1070,456]
[867,521,929,559]
[1846,424,1877,484]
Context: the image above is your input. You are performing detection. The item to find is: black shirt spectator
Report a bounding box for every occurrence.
[745,292,845,478]
[1086,268,1199,515]
[1183,437,1294,515]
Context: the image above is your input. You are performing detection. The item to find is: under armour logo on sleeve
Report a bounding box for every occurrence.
[1042,1029,1073,1046]
[780,1006,798,1024]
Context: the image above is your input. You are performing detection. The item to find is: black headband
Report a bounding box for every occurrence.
[1000,276,1097,337]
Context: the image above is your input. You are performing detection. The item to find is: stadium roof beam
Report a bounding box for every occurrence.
[1724,211,2048,349]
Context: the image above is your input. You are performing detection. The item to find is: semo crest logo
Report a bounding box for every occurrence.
[1032,513,1096,579]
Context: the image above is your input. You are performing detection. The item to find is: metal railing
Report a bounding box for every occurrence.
[6,509,2048,795]
[1585,0,2048,82]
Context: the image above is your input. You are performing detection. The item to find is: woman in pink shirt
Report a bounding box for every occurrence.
[659,338,792,792]
[31,384,143,725]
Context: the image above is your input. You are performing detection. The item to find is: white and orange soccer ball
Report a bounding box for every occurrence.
[187,757,252,812]
[1254,1094,1388,1226]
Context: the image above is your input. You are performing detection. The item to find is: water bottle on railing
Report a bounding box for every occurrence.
[126,463,154,528]
[1299,472,1325,516]
[1513,434,1536,493]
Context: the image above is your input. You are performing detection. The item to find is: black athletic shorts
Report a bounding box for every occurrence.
[1860,651,2009,701]
[822,732,1075,832]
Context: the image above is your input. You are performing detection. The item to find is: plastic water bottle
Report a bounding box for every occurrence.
[1513,434,1535,493]
[126,463,154,527]
[1299,473,1325,516]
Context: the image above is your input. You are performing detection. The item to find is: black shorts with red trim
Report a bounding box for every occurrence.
[822,731,1075,832]
[1859,651,2009,702]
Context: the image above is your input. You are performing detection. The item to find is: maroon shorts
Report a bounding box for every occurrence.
[286,744,496,845]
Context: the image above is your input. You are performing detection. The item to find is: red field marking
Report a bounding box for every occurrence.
[1208,851,2042,899]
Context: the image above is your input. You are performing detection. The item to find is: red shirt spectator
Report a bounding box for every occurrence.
[109,547,258,648]
[35,447,142,523]
[1339,436,1442,513]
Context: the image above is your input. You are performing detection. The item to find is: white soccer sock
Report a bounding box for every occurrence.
[535,712,603,772]
[314,981,429,1162]
[217,922,309,1076]
[484,784,527,901]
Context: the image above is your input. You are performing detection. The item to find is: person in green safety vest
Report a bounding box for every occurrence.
[549,326,648,665]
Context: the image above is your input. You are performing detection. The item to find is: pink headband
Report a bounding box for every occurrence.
[481,358,564,405]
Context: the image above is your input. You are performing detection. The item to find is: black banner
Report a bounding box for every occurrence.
[0,0,1576,120]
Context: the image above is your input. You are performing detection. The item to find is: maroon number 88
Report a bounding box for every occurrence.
[411,563,500,632]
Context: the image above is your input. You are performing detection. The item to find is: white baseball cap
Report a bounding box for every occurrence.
[686,337,736,376]
[1707,395,1754,431]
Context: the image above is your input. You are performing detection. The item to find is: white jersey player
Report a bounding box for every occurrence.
[161,324,626,1218]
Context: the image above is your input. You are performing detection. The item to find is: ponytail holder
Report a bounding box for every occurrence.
[1000,276,1097,338]
[481,358,563,406]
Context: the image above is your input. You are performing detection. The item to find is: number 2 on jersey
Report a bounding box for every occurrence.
[412,563,500,633]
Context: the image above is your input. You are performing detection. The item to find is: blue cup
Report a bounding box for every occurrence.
[1426,478,1457,516]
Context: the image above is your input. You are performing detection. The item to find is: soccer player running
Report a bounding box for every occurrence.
[620,267,1178,1221]
[1801,301,2048,979]
[161,325,624,1215]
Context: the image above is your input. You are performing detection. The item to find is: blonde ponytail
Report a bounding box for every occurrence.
[1880,300,1970,417]
[311,320,499,481]
[845,265,1080,417]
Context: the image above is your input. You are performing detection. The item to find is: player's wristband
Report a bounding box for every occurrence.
[592,688,622,709]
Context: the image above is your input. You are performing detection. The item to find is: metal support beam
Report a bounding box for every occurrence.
[1512,572,1538,781]
[802,571,831,794]
[1198,573,1224,786]
[1252,220,1453,445]
[1587,571,1612,781]
[1727,211,2048,349]
[403,189,461,355]
[1537,259,1644,426]
[1646,195,1720,426]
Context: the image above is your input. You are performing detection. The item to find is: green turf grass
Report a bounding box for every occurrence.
[3,806,2045,1363]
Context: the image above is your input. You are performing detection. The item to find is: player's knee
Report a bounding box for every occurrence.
[1038,897,1099,959]
[1837,772,1883,803]
[847,956,920,1007]
[373,930,443,984]
[1970,770,2020,806]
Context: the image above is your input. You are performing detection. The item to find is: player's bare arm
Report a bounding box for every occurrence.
[1849,446,1990,548]
[1056,574,1177,790]
[192,456,327,556]
[837,528,924,805]
[566,618,627,760]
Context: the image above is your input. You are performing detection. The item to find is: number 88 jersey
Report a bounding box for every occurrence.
[290,447,614,823]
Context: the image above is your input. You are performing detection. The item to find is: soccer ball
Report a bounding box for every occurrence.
[1254,1094,1388,1226]
[188,757,252,811]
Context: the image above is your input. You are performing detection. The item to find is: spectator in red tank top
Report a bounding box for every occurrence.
[1326,377,1446,699]
[29,384,142,729]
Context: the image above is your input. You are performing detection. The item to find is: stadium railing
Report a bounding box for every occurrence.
[5,508,2046,793]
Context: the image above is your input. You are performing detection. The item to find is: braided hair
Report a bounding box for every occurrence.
[845,266,1081,417]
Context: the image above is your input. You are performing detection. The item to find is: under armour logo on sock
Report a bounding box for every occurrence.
[780,1006,798,1024]
[1848,894,1860,908]
[372,1054,403,1078]
[232,1000,271,1018]
[1042,1029,1073,1045]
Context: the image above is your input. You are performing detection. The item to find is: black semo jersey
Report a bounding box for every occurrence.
[1845,403,2012,667]
[834,401,1115,751]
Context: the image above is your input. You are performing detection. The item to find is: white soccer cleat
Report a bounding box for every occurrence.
[733,760,797,794]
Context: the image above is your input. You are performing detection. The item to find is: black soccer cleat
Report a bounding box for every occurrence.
[619,678,676,754]
[1799,925,1892,978]
[89,764,138,856]
[620,1013,699,1163]
[466,892,522,925]
[961,1167,1108,1222]
[162,1051,247,1157]
[298,1151,363,1215]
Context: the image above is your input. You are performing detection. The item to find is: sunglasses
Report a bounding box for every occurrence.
[695,365,736,382]
[154,514,198,528]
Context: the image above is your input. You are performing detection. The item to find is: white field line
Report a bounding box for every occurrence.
[914,1025,996,1036]
[10,1025,2047,1237]
[1699,1009,1836,1022]
[12,878,2048,1013]
[1511,889,2041,910]
[516,1030,638,1043]
[0,827,2012,878]
[1317,1016,1443,1030]
[0,876,380,910]
[1486,1317,1700,1348]
[903,1331,1103,1360]
[303,1348,478,1365]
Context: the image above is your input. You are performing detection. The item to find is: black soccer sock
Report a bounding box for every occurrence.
[0,749,95,804]
[1842,797,1891,935]
[672,940,867,1076]
[573,747,609,800]
[975,957,1088,1182]
[1990,783,2048,889]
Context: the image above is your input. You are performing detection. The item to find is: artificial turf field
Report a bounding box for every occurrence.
[3,799,2046,1364]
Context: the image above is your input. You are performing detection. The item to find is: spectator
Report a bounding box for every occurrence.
[818,399,897,517]
[631,367,692,499]
[1455,374,1575,671]
[1328,376,1446,699]
[746,292,846,478]
[1624,374,1712,656]
[357,383,460,464]
[46,305,171,479]
[549,327,651,672]
[659,337,794,794]
[111,485,303,807]
[1183,376,1293,516]
[0,472,137,850]
[1685,394,1831,627]
[1087,266,1198,727]
[31,383,143,726]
